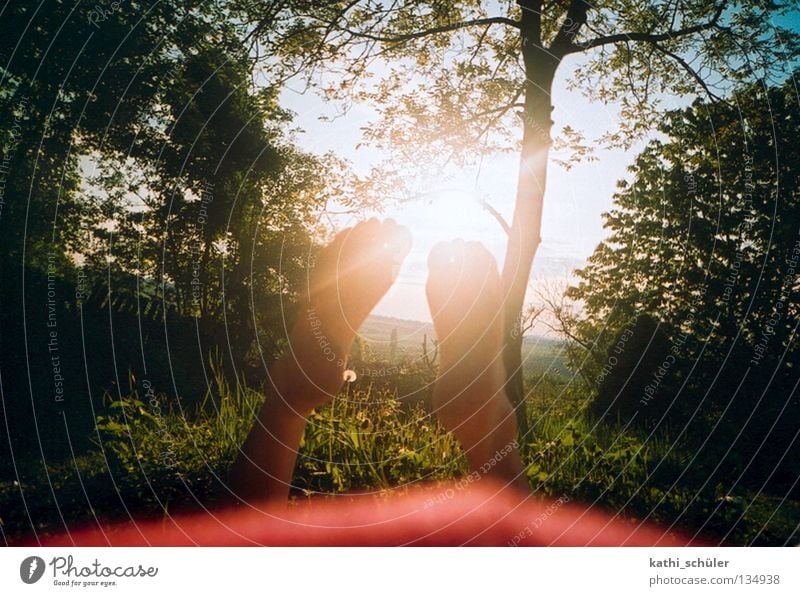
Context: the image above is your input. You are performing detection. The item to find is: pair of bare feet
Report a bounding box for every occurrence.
[230,219,526,502]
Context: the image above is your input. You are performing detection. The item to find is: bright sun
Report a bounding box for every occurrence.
[364,186,514,322]
[401,188,504,247]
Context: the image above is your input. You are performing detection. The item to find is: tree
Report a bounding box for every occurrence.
[0,1,353,470]
[569,75,800,375]
[233,0,800,437]
[565,76,799,492]
[0,1,199,265]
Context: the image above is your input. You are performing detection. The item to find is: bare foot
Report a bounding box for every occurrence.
[426,240,525,486]
[230,218,410,502]
[284,218,411,413]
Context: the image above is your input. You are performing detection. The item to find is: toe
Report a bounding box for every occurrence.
[465,241,497,272]
[428,241,453,274]
[349,218,382,248]
[381,221,412,260]
[328,226,354,250]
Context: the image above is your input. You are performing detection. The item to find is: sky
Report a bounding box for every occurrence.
[277,5,800,324]
[280,54,643,324]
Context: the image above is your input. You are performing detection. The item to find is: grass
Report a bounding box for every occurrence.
[1,355,798,546]
[521,370,800,545]
[294,384,465,494]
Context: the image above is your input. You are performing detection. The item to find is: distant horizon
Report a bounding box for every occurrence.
[361,312,561,342]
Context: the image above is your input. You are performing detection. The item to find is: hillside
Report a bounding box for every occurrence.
[359,315,569,379]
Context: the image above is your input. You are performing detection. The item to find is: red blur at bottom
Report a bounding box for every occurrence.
[31,480,709,547]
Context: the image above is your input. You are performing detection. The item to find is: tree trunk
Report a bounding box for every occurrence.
[500,21,558,445]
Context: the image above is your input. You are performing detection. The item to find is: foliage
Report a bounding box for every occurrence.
[521,373,799,545]
[229,0,800,445]
[2,0,799,549]
[2,360,796,545]
[567,75,800,395]
[295,385,465,493]
[232,0,800,177]
[94,363,261,480]
[561,76,800,497]
[0,1,363,472]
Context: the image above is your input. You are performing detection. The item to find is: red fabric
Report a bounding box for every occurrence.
[29,481,708,547]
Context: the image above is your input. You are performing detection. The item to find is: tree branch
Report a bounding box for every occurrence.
[574,1,728,54]
[650,42,726,103]
[326,16,521,44]
[542,316,598,359]
[521,304,544,334]
[474,102,526,119]
[550,0,591,57]
[243,0,299,46]
[479,197,512,236]
[471,85,525,119]
[518,0,543,48]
